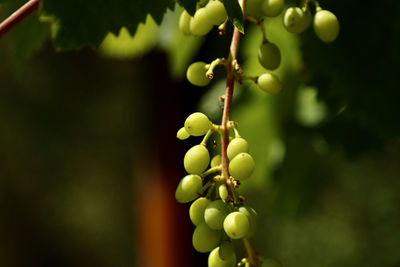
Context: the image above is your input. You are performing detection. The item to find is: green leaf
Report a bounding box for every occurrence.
[40,0,175,49]
[177,0,197,16]
[222,0,244,33]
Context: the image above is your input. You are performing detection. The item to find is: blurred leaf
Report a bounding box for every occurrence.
[40,0,174,49]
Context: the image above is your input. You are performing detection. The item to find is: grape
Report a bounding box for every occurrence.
[204,200,231,230]
[192,222,222,252]
[175,175,203,203]
[257,73,282,94]
[190,197,211,225]
[228,152,255,180]
[179,10,192,35]
[208,246,236,267]
[245,0,264,18]
[176,127,190,140]
[184,144,210,174]
[184,112,211,136]
[262,0,285,17]
[227,137,249,160]
[313,9,339,43]
[238,205,258,237]
[218,184,228,201]
[206,0,227,25]
[283,7,312,33]
[223,211,250,239]
[218,241,235,260]
[211,154,222,167]
[190,7,214,36]
[258,42,281,70]
[262,258,283,267]
[186,62,210,87]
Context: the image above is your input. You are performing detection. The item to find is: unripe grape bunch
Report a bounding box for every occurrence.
[176,0,339,266]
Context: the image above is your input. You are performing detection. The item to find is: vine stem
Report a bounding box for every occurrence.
[219,0,258,266]
[0,0,40,37]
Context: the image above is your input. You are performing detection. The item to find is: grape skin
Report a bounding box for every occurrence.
[175,175,203,203]
[176,126,190,140]
[223,211,250,239]
[283,7,312,33]
[228,152,255,180]
[192,222,222,252]
[190,7,214,36]
[206,0,227,26]
[179,10,192,35]
[211,154,222,167]
[227,137,249,160]
[218,184,228,201]
[190,197,211,225]
[257,73,282,94]
[245,0,264,19]
[208,246,236,267]
[238,205,258,238]
[258,42,281,70]
[218,241,235,260]
[186,62,210,87]
[184,144,210,174]
[262,0,285,17]
[184,112,211,136]
[313,9,340,43]
[204,200,231,230]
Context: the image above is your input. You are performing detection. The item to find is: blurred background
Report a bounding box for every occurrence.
[0,0,399,267]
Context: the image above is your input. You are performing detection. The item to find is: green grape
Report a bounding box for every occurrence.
[192,222,222,252]
[184,112,212,136]
[206,0,227,25]
[238,205,258,237]
[283,7,312,33]
[262,258,283,267]
[262,0,285,17]
[175,175,203,203]
[223,211,250,239]
[176,126,190,140]
[190,197,211,225]
[186,62,210,87]
[204,200,231,230]
[313,9,339,43]
[218,241,235,260]
[245,0,264,18]
[190,7,214,36]
[228,153,255,180]
[258,42,281,70]
[184,144,210,174]
[227,137,249,160]
[257,73,282,94]
[179,10,192,35]
[208,246,236,267]
[218,184,228,201]
[211,154,222,167]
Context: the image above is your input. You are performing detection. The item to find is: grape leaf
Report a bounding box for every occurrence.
[40,0,175,49]
[177,0,197,15]
[222,0,244,33]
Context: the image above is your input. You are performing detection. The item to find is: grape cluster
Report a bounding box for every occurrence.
[179,0,227,36]
[176,0,339,265]
[176,112,268,266]
[283,2,340,43]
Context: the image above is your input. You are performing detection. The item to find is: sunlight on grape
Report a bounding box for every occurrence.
[99,15,158,59]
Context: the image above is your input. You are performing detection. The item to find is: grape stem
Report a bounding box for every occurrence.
[0,0,40,37]
[220,0,258,266]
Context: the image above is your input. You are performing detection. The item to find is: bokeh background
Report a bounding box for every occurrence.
[1,0,399,267]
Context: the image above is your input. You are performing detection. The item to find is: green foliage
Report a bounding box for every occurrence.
[222,0,244,33]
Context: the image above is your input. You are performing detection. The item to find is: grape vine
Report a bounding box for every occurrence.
[175,0,339,266]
